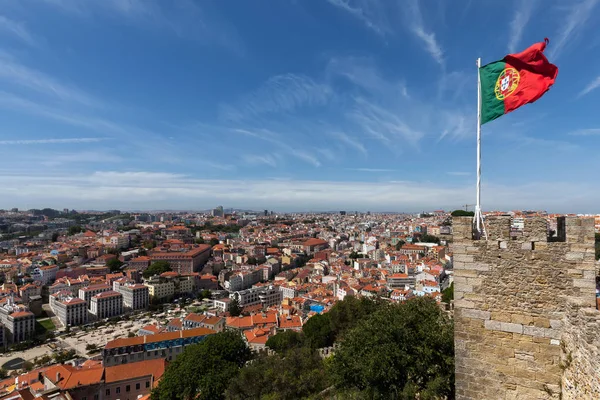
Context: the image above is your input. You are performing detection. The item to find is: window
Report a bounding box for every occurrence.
[126,385,130,392]
[146,381,150,388]
[106,389,110,396]
[116,387,121,394]
[94,395,99,400]
[136,383,140,390]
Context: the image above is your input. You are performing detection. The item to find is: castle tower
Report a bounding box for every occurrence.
[452,216,600,399]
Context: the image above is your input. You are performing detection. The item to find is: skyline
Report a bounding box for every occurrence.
[1,0,600,212]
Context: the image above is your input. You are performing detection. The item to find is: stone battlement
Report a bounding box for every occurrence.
[452,216,599,399]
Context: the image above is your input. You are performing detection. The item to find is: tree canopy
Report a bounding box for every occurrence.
[265,330,304,353]
[225,347,329,400]
[329,297,454,399]
[442,282,454,304]
[143,261,172,279]
[228,297,242,317]
[152,331,251,400]
[450,210,474,217]
[106,258,124,272]
[68,225,82,235]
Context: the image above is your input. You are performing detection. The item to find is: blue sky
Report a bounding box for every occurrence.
[0,0,599,212]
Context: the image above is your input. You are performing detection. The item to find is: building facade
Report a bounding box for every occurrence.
[149,245,211,275]
[118,283,149,310]
[54,296,88,327]
[90,291,123,320]
[102,327,215,366]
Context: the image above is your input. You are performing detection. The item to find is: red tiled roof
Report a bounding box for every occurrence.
[105,358,166,383]
[105,327,215,349]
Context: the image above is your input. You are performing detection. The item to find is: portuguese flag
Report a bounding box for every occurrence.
[480,38,558,124]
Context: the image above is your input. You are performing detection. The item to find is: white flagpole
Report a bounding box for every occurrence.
[475,58,482,237]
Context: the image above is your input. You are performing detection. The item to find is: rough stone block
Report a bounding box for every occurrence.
[549,320,562,329]
[491,312,512,323]
[565,252,584,261]
[484,319,502,331]
[523,326,547,338]
[500,322,523,334]
[455,299,475,309]
[573,279,595,289]
[499,241,508,249]
[511,314,533,326]
[462,309,491,320]
[533,317,550,328]
[521,242,534,250]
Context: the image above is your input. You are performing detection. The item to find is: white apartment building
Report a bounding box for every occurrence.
[118,283,149,310]
[0,299,35,344]
[225,269,262,291]
[90,291,123,320]
[54,296,88,327]
[31,265,59,285]
[144,274,194,300]
[231,286,282,308]
[79,284,111,307]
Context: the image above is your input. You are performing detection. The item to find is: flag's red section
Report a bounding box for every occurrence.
[503,38,558,114]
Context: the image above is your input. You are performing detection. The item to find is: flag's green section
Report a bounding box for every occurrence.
[479,61,506,124]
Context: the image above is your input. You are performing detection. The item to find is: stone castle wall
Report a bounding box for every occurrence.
[452,216,599,400]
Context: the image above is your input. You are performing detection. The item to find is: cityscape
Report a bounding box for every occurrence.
[0,207,597,399]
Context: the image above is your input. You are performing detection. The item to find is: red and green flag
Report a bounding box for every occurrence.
[479,38,558,124]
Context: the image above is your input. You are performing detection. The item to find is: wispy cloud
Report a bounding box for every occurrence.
[548,0,599,59]
[219,74,332,121]
[42,0,243,54]
[330,131,367,155]
[0,15,36,45]
[507,0,537,53]
[577,76,600,97]
[406,0,444,67]
[350,97,424,147]
[0,56,98,106]
[243,154,278,168]
[568,128,600,136]
[326,0,390,36]
[1,170,598,213]
[0,138,105,145]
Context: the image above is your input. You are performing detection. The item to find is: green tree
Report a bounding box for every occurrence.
[106,258,124,272]
[442,282,454,304]
[329,298,454,399]
[0,368,8,379]
[451,210,474,217]
[51,232,60,242]
[209,238,220,247]
[266,330,304,353]
[228,297,242,317]
[152,331,251,400]
[143,261,172,279]
[196,237,205,244]
[247,256,258,265]
[197,289,212,300]
[419,234,441,244]
[143,240,157,249]
[225,347,329,400]
[395,240,405,250]
[302,313,334,349]
[22,361,34,372]
[68,225,82,235]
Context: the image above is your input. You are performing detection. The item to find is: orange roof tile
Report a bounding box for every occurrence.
[105,358,166,383]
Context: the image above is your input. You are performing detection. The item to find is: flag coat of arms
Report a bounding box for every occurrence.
[479,39,558,124]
